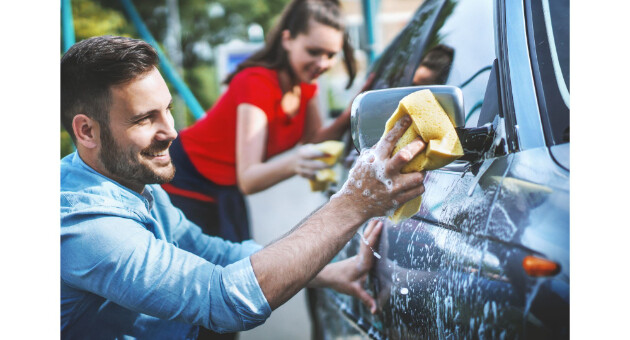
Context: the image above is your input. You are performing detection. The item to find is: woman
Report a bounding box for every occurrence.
[163,0,357,243]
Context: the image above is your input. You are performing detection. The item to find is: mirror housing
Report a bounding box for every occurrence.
[350,86,465,151]
[350,85,495,163]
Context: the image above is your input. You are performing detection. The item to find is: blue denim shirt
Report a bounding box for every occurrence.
[60,152,271,339]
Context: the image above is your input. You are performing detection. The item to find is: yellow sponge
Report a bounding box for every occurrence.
[382,89,464,222]
[309,141,345,192]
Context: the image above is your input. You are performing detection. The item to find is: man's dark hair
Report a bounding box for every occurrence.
[60,35,159,141]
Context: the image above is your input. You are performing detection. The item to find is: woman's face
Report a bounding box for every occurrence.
[282,20,343,83]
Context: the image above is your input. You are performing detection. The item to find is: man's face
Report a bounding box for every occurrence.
[412,65,439,85]
[97,67,178,192]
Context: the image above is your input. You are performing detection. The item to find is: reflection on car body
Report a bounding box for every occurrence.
[313,0,569,339]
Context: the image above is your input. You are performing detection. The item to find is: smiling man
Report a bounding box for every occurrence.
[60,36,427,339]
[80,64,176,192]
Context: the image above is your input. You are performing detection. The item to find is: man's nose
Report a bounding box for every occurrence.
[156,111,178,141]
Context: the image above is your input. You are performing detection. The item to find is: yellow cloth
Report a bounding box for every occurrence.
[309,141,345,192]
[382,89,464,222]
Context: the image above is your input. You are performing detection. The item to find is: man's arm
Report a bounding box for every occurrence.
[61,214,271,333]
[251,115,426,309]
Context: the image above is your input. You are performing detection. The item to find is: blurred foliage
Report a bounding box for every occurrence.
[184,64,220,117]
[105,0,290,67]
[61,130,75,159]
[72,0,133,40]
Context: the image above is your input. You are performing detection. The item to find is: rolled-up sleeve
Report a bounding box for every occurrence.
[60,215,271,333]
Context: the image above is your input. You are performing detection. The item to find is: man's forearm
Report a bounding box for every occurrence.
[250,195,366,309]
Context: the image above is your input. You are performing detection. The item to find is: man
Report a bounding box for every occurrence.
[412,44,454,86]
[60,36,426,339]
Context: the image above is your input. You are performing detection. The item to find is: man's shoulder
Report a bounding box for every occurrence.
[60,153,147,222]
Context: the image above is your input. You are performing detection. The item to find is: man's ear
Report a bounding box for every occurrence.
[72,114,99,149]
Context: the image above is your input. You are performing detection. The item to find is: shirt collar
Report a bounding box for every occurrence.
[71,152,154,211]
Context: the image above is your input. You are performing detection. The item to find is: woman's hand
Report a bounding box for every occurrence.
[309,219,384,314]
[292,144,331,179]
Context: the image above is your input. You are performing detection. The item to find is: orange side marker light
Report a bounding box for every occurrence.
[522,255,560,277]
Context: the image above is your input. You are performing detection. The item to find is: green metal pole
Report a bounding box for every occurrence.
[361,0,380,63]
[61,0,77,151]
[61,0,75,53]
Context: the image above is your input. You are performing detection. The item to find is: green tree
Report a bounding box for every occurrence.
[72,0,133,40]
[115,0,289,67]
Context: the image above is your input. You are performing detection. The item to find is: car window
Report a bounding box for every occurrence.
[369,0,446,90]
[412,44,454,86]
[527,0,570,145]
[430,0,495,127]
[368,0,495,129]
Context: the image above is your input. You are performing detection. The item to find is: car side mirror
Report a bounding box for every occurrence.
[350,85,494,162]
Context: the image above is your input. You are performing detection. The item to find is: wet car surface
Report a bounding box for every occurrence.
[312,0,569,338]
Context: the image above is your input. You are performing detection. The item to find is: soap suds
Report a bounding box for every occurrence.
[330,147,394,201]
[359,231,382,260]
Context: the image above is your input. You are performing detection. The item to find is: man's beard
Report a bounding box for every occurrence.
[99,126,175,187]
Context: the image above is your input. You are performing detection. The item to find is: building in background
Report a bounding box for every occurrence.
[343,0,423,54]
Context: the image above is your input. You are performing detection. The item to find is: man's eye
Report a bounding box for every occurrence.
[135,117,150,125]
[307,49,319,57]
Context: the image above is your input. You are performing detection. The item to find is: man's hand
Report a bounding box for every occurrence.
[309,219,384,314]
[332,115,427,219]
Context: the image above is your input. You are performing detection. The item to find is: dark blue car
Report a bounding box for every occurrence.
[312,0,569,338]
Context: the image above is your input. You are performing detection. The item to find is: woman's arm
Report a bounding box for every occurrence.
[301,98,351,144]
[235,103,328,195]
[302,73,376,144]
